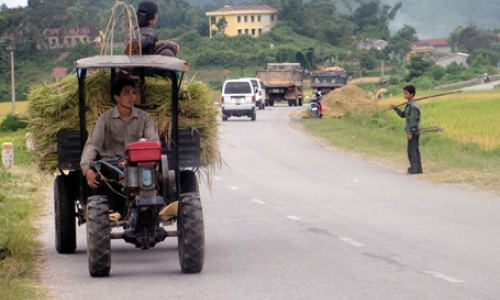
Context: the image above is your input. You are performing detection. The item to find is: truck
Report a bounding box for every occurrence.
[310,67,348,94]
[256,63,303,107]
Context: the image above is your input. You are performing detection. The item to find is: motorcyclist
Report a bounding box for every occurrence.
[310,89,323,117]
[484,72,490,84]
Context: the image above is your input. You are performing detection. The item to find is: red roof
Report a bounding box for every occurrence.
[214,5,276,12]
[420,38,448,46]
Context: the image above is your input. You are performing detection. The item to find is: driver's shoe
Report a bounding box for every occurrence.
[109,212,121,222]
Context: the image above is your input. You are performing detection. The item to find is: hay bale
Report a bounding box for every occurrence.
[290,85,380,118]
[27,71,221,172]
[322,85,379,118]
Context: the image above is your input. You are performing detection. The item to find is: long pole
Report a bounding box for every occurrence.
[10,49,16,114]
[381,91,463,112]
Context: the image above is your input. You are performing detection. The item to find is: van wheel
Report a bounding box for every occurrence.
[269,100,274,106]
[265,100,269,106]
[251,114,256,121]
[222,116,228,121]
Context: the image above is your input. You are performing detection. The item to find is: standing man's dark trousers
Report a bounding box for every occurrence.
[407,134,423,174]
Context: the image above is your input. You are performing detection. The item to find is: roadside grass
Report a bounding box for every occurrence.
[0,102,30,122]
[300,102,500,195]
[0,131,49,299]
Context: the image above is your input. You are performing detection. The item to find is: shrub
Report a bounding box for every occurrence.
[0,114,28,132]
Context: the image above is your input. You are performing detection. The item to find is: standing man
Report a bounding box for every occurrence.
[390,85,423,174]
[80,79,160,220]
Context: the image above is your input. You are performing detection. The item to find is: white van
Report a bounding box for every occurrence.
[221,79,257,121]
[240,77,266,110]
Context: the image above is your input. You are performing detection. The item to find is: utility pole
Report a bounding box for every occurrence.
[9,47,16,115]
[381,60,385,80]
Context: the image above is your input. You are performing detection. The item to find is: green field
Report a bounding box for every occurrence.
[0,101,29,122]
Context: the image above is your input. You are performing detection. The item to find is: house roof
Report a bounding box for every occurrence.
[211,5,277,12]
[44,28,90,36]
[420,38,449,47]
[409,41,433,50]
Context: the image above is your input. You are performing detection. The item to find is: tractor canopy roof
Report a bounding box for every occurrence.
[75,55,189,73]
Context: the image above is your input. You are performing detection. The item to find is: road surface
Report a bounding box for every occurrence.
[460,80,500,91]
[40,104,500,299]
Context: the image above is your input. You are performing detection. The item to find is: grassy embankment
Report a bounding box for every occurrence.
[300,88,500,195]
[0,130,50,299]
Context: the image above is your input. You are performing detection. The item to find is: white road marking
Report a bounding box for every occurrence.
[423,271,465,283]
[252,199,266,204]
[286,216,301,220]
[340,238,365,247]
[213,176,221,180]
[229,186,239,190]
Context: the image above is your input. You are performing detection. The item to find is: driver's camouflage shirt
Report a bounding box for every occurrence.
[80,106,160,174]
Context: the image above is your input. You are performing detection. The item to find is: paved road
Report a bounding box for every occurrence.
[460,80,500,91]
[41,104,500,299]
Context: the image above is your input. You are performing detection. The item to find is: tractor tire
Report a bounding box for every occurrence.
[288,101,292,106]
[181,170,199,194]
[54,175,77,254]
[86,195,111,277]
[299,97,303,106]
[177,193,204,273]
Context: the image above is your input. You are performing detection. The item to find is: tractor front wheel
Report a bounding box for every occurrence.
[87,195,111,277]
[177,193,204,273]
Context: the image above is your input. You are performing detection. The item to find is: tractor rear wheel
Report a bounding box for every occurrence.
[54,175,77,254]
[87,195,111,277]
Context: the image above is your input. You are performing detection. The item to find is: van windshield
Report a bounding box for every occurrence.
[224,82,252,94]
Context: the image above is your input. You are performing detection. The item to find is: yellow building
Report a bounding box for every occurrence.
[206,5,278,38]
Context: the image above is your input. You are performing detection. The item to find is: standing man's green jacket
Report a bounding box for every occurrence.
[394,100,420,136]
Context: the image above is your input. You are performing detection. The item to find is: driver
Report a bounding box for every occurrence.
[80,79,160,220]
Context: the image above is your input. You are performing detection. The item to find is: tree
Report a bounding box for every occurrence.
[350,0,402,40]
[215,17,228,35]
[302,0,337,56]
[403,55,434,82]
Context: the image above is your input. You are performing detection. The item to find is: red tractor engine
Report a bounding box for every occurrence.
[124,141,163,205]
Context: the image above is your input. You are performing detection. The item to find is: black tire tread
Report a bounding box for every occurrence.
[54,175,77,254]
[87,195,111,277]
[177,193,204,273]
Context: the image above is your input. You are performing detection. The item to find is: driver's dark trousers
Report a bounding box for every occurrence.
[88,165,125,215]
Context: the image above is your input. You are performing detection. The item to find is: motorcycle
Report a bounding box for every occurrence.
[309,92,323,118]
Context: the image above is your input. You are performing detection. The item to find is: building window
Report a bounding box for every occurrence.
[83,38,88,43]
[271,14,275,22]
[211,16,216,24]
[67,38,72,45]
[251,16,254,22]
[258,15,261,22]
[252,29,256,36]
[51,39,56,46]
[59,38,64,45]
[245,29,249,34]
[237,16,241,23]
[75,38,80,44]
[211,30,217,37]
[238,29,242,34]
[244,16,248,23]
[258,28,262,35]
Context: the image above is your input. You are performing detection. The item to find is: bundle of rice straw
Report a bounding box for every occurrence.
[289,85,379,118]
[322,85,379,117]
[27,70,221,173]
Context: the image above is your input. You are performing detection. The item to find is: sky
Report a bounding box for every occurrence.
[1,0,27,8]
